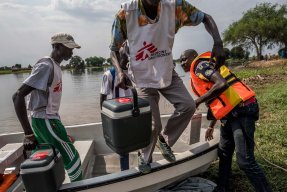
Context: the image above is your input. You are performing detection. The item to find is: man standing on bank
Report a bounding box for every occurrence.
[181,49,272,192]
[13,33,83,182]
[110,0,225,173]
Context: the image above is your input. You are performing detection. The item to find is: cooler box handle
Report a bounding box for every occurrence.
[130,87,140,117]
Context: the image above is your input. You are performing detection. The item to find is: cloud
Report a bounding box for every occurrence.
[0,2,33,13]
[50,0,124,22]
[0,2,56,21]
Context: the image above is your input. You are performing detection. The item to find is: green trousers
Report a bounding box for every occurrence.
[31,118,82,182]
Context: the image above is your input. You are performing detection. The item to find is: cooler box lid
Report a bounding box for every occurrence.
[102,97,150,118]
[20,149,59,171]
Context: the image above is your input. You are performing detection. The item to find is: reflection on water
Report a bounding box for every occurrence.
[87,67,105,73]
[0,65,205,134]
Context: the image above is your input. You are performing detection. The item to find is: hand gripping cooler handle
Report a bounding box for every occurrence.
[130,87,140,117]
[23,143,58,162]
[37,144,58,161]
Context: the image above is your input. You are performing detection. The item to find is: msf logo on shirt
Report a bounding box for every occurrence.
[135,41,171,61]
[53,82,62,93]
[135,41,157,61]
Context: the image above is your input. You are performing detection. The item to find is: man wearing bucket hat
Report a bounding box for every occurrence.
[13,33,83,182]
[110,0,225,173]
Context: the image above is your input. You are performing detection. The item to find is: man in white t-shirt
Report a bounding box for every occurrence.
[13,33,83,182]
[100,43,132,170]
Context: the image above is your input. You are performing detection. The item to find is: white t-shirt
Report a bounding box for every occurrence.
[100,69,132,98]
[24,57,61,119]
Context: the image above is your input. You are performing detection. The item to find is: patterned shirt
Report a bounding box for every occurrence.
[110,0,204,51]
[195,61,216,81]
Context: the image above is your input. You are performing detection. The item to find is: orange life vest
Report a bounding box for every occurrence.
[0,173,17,191]
[190,52,255,120]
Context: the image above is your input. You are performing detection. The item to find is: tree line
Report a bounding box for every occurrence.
[65,55,112,70]
[223,3,287,60]
[0,56,112,71]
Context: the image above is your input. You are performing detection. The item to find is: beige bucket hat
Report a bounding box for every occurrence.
[51,33,81,49]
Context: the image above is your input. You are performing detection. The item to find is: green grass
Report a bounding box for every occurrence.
[234,62,287,79]
[0,70,13,75]
[0,69,31,75]
[200,64,287,192]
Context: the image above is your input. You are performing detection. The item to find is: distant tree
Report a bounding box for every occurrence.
[85,57,91,67]
[2,66,11,70]
[278,47,287,58]
[223,3,287,60]
[97,57,105,67]
[85,56,105,67]
[224,48,230,59]
[27,64,32,69]
[273,5,287,48]
[277,25,287,48]
[230,46,245,59]
[244,51,250,60]
[14,64,22,69]
[106,58,112,65]
[65,64,72,69]
[69,55,85,69]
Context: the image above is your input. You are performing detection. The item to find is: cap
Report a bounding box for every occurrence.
[51,33,81,49]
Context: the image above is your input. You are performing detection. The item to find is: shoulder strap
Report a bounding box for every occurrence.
[47,59,54,87]
[109,67,120,98]
[110,67,116,91]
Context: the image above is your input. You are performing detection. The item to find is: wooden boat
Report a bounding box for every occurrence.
[0,113,219,192]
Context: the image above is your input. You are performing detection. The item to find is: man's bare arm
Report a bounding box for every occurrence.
[12,84,35,135]
[110,50,130,89]
[100,94,107,109]
[110,50,122,74]
[202,13,222,45]
[195,71,228,107]
[202,13,225,67]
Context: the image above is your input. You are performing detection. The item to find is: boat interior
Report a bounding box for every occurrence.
[0,113,219,192]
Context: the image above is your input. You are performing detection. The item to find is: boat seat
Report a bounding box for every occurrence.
[63,140,94,184]
[0,143,23,174]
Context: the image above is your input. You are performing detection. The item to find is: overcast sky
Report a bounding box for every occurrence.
[0,0,285,67]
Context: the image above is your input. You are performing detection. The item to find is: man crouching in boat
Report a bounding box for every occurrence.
[180,49,272,192]
[12,33,83,182]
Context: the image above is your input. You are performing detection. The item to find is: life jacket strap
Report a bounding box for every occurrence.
[237,97,256,107]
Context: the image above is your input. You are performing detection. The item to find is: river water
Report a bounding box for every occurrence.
[0,65,204,134]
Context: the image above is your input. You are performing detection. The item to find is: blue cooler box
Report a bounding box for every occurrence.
[101,89,152,154]
[20,145,65,192]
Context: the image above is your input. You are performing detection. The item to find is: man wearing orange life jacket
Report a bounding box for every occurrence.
[180,50,272,192]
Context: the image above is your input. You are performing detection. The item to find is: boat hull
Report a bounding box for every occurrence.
[59,142,218,192]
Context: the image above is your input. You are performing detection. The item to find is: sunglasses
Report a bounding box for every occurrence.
[180,57,187,62]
